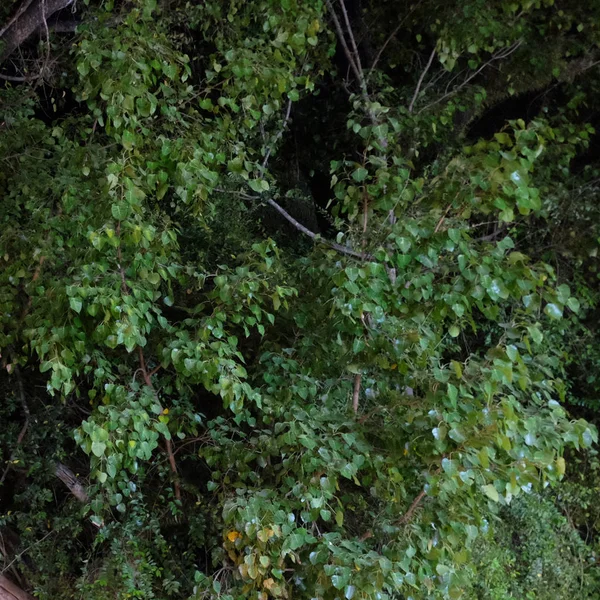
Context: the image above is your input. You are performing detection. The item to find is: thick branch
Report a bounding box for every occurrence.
[0,0,74,64]
[54,462,88,503]
[0,575,34,600]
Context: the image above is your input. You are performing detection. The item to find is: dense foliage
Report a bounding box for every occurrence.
[1,0,600,598]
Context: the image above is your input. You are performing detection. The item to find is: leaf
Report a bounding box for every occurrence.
[111,202,131,221]
[567,297,580,313]
[482,484,499,502]
[352,167,368,182]
[544,303,563,319]
[248,179,270,193]
[91,441,106,457]
[227,530,240,542]
[556,456,566,477]
[69,297,83,314]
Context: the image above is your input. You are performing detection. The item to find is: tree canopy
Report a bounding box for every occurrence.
[1,1,600,599]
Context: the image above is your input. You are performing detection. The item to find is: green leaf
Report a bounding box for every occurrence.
[111,202,131,221]
[482,484,499,502]
[92,441,106,457]
[352,167,368,182]
[69,297,83,314]
[544,303,563,319]
[566,297,580,313]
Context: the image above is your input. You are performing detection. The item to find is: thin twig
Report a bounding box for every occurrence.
[262,98,292,171]
[367,1,423,84]
[434,200,454,233]
[417,41,522,114]
[398,489,427,524]
[409,47,436,113]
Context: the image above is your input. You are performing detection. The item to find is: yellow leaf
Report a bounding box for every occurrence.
[263,578,275,590]
[227,530,241,542]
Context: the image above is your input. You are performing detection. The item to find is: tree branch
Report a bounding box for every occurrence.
[417,41,522,114]
[338,0,364,83]
[398,489,427,524]
[324,0,363,88]
[265,197,371,260]
[54,462,88,503]
[0,0,75,65]
[0,574,34,600]
[409,47,436,113]
[366,0,423,84]
[261,98,292,171]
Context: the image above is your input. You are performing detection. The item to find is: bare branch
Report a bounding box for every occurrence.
[265,197,372,260]
[0,71,40,82]
[54,463,88,503]
[409,47,436,113]
[398,489,427,524]
[324,0,363,88]
[367,0,423,84]
[417,40,522,114]
[338,0,364,82]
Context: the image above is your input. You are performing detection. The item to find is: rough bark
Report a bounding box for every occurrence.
[54,462,89,503]
[0,0,74,64]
